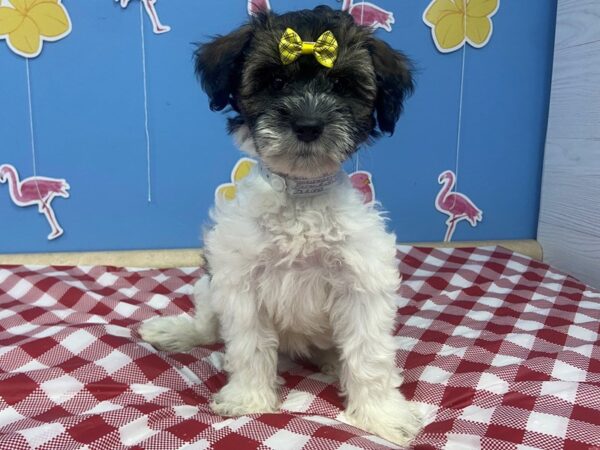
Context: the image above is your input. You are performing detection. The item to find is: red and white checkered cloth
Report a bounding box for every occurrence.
[0,246,598,450]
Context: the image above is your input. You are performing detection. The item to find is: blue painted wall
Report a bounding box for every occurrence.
[0,0,556,253]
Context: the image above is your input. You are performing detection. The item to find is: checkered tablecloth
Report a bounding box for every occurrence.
[0,246,598,450]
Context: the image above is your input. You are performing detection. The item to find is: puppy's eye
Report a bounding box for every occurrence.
[332,77,351,92]
[272,77,286,90]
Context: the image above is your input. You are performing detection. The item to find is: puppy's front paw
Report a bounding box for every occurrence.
[211,382,279,416]
[346,390,423,447]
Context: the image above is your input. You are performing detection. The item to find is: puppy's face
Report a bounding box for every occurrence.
[195,6,413,178]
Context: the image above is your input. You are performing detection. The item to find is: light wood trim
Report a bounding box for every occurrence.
[0,240,541,268]
[0,249,204,268]
[400,240,542,261]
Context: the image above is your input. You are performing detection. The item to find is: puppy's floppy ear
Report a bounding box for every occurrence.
[194,24,254,112]
[368,38,413,135]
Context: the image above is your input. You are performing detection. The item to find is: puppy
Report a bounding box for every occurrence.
[140,5,422,446]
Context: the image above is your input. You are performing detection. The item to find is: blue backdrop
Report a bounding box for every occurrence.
[0,0,556,253]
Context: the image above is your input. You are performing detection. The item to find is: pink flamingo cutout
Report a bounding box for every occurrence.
[0,164,70,240]
[350,171,375,204]
[342,0,395,32]
[435,170,482,242]
[247,0,394,32]
[117,0,170,34]
[248,0,271,16]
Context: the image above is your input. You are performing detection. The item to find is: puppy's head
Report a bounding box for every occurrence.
[195,5,413,178]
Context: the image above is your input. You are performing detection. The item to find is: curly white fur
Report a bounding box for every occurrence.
[139,166,422,446]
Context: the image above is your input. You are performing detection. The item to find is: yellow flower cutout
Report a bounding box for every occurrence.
[423,0,499,53]
[0,0,72,58]
[215,158,257,203]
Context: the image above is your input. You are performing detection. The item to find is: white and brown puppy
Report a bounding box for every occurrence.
[140,5,421,446]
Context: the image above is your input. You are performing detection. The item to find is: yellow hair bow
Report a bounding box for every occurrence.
[279,28,338,68]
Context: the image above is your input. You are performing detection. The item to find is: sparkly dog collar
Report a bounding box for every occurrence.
[258,162,344,198]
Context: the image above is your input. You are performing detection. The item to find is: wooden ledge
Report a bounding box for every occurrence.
[0,240,541,268]
[0,249,205,269]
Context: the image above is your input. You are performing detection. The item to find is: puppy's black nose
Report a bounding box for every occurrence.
[292,118,324,143]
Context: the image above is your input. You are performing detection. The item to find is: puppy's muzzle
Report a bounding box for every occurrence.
[292,117,325,143]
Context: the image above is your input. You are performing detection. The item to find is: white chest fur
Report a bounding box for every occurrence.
[204,169,399,354]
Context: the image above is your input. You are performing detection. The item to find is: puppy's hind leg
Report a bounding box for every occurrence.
[311,347,340,378]
[139,275,219,352]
